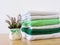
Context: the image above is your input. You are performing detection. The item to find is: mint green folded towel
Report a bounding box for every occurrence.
[31,19,60,26]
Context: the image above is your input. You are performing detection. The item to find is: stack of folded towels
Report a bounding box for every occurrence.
[21,11,60,40]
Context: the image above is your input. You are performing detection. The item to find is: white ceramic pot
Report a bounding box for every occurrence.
[9,29,21,40]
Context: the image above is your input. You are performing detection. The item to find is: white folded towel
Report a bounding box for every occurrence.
[31,15,59,20]
[32,24,60,29]
[30,11,59,16]
[26,33,60,40]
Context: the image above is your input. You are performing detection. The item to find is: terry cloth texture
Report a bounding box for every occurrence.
[21,27,60,35]
[21,24,60,39]
[31,15,59,20]
[21,11,60,40]
[30,11,59,16]
[26,33,60,40]
[32,24,60,29]
[31,18,60,26]
[21,26,60,40]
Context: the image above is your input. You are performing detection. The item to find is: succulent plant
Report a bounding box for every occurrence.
[6,14,21,29]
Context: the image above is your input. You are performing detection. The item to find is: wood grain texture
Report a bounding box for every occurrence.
[0,34,60,45]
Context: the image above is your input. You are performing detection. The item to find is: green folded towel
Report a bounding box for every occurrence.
[31,19,60,26]
[22,27,60,35]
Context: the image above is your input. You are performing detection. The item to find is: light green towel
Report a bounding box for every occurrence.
[31,19,60,26]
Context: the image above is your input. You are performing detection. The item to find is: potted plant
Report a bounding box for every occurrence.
[5,15,21,40]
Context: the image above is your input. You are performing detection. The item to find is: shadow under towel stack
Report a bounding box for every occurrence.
[21,11,60,40]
